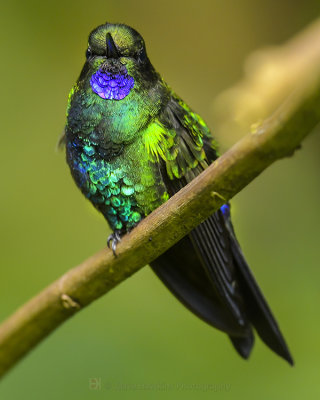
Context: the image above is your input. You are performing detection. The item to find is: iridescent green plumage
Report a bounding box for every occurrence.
[64,22,293,364]
[65,24,216,231]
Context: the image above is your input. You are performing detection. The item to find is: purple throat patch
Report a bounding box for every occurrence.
[90,63,134,100]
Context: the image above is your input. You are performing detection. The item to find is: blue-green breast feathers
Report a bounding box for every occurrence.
[66,90,216,232]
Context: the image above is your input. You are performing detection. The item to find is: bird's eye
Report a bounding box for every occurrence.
[86,47,92,60]
[137,47,147,63]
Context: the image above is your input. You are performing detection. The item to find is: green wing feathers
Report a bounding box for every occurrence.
[142,94,219,180]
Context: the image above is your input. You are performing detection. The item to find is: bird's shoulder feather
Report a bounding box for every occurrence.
[142,92,218,179]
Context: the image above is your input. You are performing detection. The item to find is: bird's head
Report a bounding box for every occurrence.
[79,23,157,101]
[88,23,148,64]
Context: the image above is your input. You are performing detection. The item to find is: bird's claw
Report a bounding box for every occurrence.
[107,231,121,256]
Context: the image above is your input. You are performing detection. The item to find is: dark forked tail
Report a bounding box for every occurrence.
[229,234,293,364]
[150,209,293,365]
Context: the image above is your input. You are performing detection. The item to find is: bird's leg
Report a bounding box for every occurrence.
[107,230,122,256]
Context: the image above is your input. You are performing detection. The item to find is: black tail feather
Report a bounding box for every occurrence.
[150,218,293,364]
[150,236,252,338]
[229,332,255,359]
[230,239,294,365]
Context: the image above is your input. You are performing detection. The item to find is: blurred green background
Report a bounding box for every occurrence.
[1,0,320,399]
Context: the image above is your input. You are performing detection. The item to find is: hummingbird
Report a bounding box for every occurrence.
[63,22,293,364]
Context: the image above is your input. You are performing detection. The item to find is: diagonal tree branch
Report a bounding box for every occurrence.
[1,22,320,379]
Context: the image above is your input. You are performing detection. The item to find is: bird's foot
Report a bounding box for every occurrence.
[107,230,122,256]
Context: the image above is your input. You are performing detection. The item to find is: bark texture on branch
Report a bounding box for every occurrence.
[1,21,320,379]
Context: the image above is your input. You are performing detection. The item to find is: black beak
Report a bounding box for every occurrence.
[106,33,119,58]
